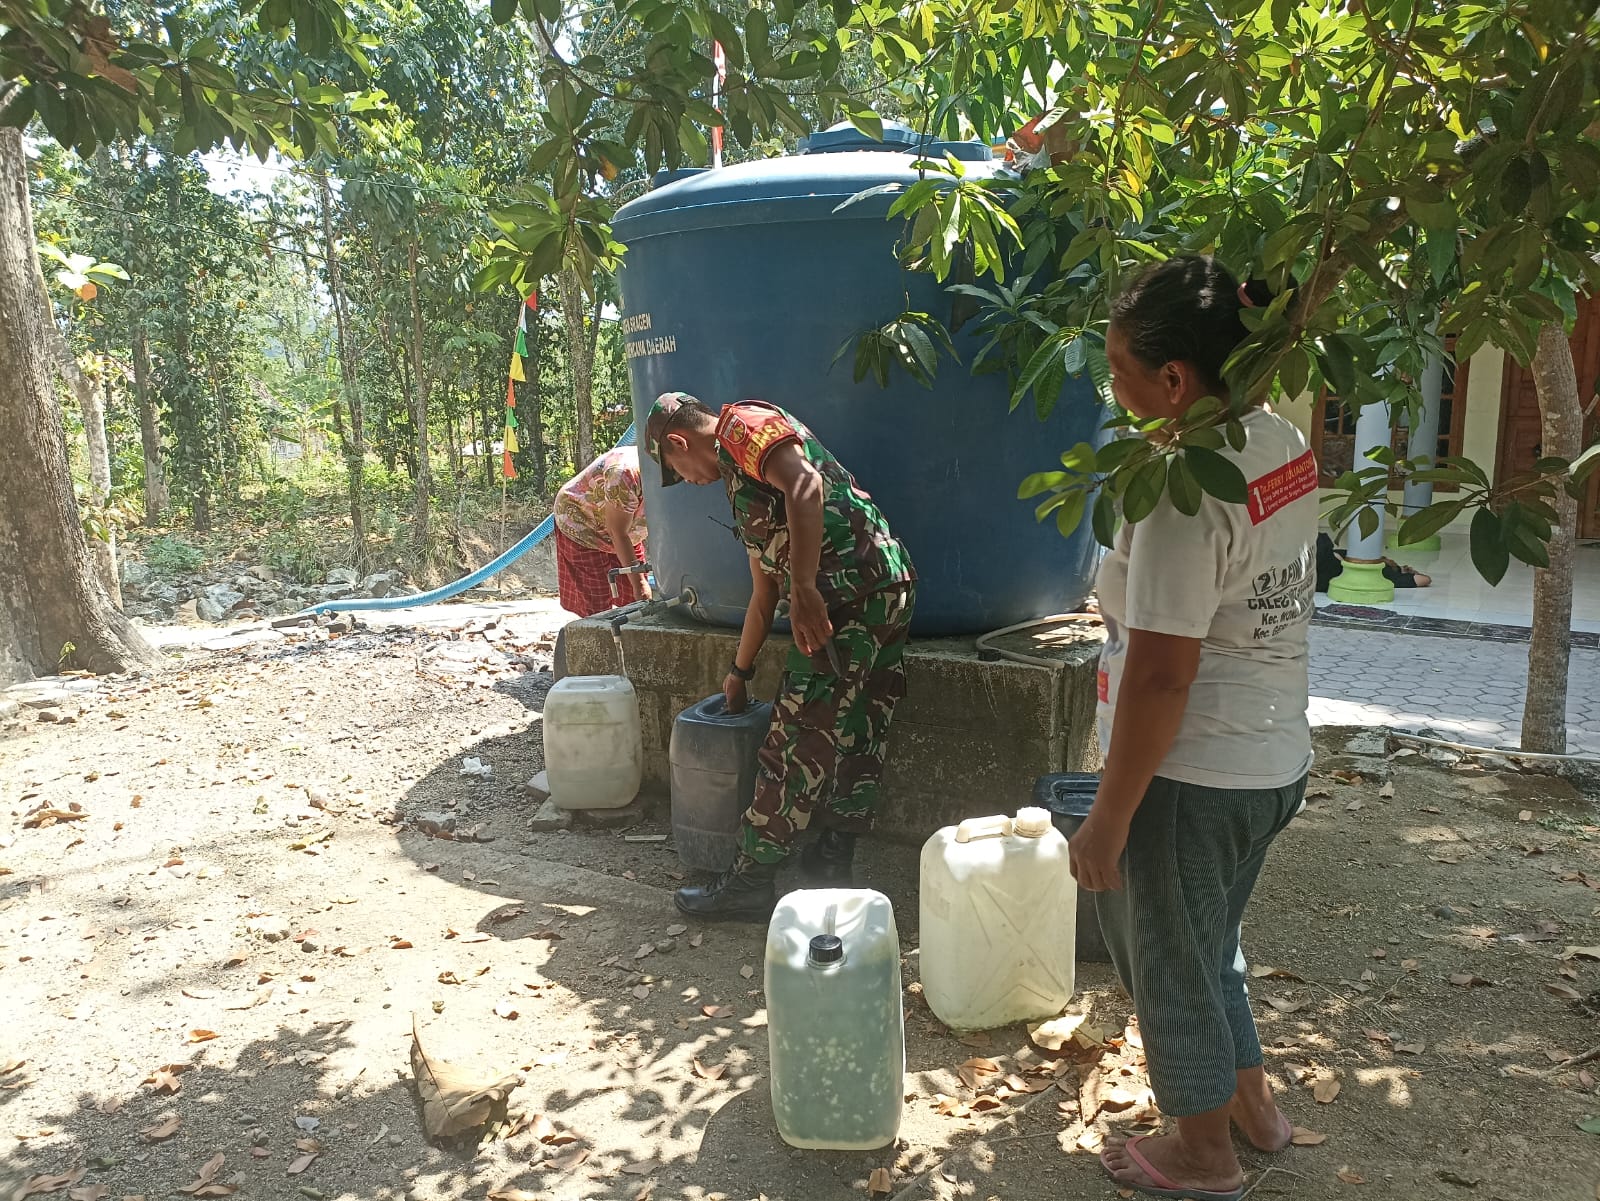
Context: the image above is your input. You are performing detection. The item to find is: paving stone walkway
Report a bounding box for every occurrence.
[1309,623,1600,755]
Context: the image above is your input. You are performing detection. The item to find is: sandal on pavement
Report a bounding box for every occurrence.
[1100,1135,1246,1201]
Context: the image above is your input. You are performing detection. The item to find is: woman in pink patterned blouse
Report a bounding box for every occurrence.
[553,447,650,616]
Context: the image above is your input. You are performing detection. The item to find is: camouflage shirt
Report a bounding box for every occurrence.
[715,401,915,609]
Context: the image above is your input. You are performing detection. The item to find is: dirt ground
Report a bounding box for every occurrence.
[2,606,1598,1201]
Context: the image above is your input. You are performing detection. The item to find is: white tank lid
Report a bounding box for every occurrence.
[1013,807,1052,838]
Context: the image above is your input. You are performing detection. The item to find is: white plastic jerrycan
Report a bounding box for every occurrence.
[540,675,642,809]
[919,807,1076,1031]
[765,888,904,1150]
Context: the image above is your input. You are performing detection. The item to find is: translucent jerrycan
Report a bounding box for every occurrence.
[765,889,904,1150]
[670,693,773,870]
[540,675,642,810]
[919,807,1076,1031]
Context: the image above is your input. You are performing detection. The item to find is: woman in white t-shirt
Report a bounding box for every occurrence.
[1077,256,1317,1201]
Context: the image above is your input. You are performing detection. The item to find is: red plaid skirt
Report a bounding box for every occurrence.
[556,528,644,617]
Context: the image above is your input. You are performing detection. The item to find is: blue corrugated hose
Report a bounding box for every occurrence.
[304,422,637,615]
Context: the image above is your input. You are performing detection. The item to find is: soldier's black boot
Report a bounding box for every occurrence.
[799,828,857,886]
[674,854,779,922]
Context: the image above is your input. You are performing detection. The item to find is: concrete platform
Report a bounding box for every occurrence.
[560,608,1105,842]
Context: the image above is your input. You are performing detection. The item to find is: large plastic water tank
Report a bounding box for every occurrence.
[612,122,1106,635]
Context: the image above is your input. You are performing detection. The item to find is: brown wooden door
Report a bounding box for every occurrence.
[1497,295,1600,540]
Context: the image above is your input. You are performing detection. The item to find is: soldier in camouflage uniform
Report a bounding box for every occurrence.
[645,392,916,921]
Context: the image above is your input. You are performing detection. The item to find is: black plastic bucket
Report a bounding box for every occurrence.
[1032,773,1111,964]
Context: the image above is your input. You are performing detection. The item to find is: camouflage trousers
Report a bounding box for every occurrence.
[740,583,916,864]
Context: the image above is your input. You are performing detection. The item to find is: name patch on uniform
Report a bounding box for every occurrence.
[1246,450,1317,526]
[719,405,800,479]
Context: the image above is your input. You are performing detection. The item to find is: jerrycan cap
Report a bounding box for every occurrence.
[808,934,844,966]
[1012,807,1052,838]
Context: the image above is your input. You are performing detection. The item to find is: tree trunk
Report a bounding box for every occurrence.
[0,128,155,682]
[1520,322,1581,754]
[407,238,432,562]
[376,309,397,473]
[131,326,169,524]
[563,267,595,468]
[318,171,368,573]
[46,322,121,606]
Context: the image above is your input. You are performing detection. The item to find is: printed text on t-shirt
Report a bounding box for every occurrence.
[1246,450,1318,525]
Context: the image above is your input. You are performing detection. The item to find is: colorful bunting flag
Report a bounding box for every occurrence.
[501,294,538,482]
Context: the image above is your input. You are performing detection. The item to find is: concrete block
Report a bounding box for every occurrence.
[528,799,572,832]
[559,610,1104,844]
[571,795,655,828]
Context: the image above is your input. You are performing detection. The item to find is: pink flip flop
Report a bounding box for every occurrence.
[1100,1134,1245,1201]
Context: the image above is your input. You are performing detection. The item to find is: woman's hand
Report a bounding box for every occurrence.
[722,673,748,715]
[1068,811,1131,892]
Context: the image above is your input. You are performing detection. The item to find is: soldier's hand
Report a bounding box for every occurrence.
[722,673,748,714]
[789,584,834,657]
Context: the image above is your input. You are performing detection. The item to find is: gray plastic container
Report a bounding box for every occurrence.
[670,693,774,871]
[1032,773,1112,964]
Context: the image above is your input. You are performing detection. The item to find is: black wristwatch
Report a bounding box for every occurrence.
[729,661,756,682]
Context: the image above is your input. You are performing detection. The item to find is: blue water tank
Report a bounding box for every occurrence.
[613,122,1106,636]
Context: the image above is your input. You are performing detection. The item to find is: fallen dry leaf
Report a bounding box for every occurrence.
[286,1153,317,1175]
[1379,782,1396,799]
[1394,1041,1426,1056]
[693,1059,727,1082]
[144,1064,190,1094]
[68,1186,110,1201]
[178,1152,236,1197]
[620,1160,657,1176]
[688,933,704,948]
[17,1170,87,1198]
[410,1017,522,1141]
[1250,965,1306,982]
[1337,1169,1367,1185]
[1544,982,1584,1001]
[1449,973,1493,988]
[1291,1126,1329,1146]
[143,1115,181,1141]
[539,1148,590,1172]
[22,806,89,828]
[632,984,651,1001]
[187,1029,219,1044]
[740,965,754,980]
[1313,1078,1342,1104]
[701,1005,732,1019]
[1560,945,1600,962]
[956,1056,1002,1091]
[1266,996,1306,1014]
[488,1192,545,1201]
[867,1167,894,1196]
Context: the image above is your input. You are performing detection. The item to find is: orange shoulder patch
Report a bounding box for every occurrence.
[718,405,800,480]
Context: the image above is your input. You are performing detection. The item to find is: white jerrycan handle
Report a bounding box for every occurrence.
[954,814,1014,844]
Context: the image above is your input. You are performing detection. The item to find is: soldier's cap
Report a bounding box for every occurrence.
[644,391,706,487]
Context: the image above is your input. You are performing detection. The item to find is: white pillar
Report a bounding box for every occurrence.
[1328,396,1397,604]
[1397,327,1445,550]
[1346,397,1392,560]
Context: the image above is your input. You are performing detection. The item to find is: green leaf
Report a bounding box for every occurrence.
[1094,435,1147,473]
[1500,154,1533,217]
[1122,458,1168,524]
[1397,500,1465,547]
[1469,507,1509,585]
[1055,490,1089,538]
[1168,454,1203,516]
[1019,471,1067,500]
[1059,442,1098,472]
[1571,443,1600,483]
[1578,1116,1600,1136]
[1503,505,1551,568]
[1092,488,1120,548]
[845,106,884,142]
[1183,446,1248,504]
